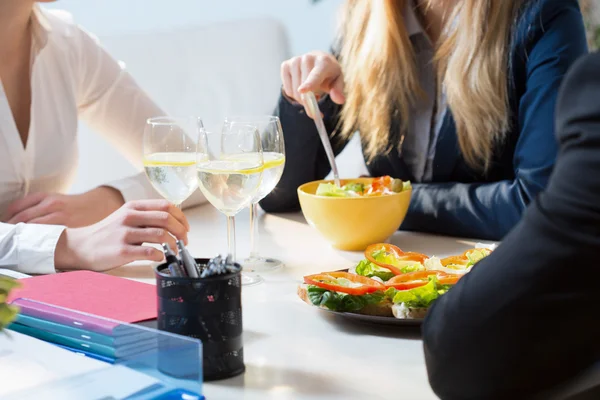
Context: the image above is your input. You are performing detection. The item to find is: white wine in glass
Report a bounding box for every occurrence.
[224,116,285,272]
[196,125,265,286]
[144,152,198,206]
[143,117,202,208]
[197,159,263,215]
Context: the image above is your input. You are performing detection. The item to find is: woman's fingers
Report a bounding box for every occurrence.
[129,199,190,231]
[126,210,188,244]
[165,204,190,231]
[300,55,315,90]
[7,199,57,224]
[28,212,67,225]
[298,63,327,94]
[4,192,48,222]
[290,57,303,104]
[329,76,346,105]
[280,52,343,116]
[127,227,177,252]
[299,56,319,117]
[122,245,164,263]
[281,61,294,99]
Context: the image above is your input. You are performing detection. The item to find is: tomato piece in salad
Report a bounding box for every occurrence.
[366,176,393,196]
[315,176,411,198]
[304,271,385,296]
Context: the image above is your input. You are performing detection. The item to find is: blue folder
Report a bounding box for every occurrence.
[6,300,204,399]
[15,314,154,347]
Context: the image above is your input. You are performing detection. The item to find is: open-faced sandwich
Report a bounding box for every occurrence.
[298,244,492,319]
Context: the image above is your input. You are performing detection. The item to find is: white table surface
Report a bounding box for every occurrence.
[109,204,493,400]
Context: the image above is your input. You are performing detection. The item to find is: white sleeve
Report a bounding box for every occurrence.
[72,25,207,209]
[74,24,160,172]
[0,223,65,274]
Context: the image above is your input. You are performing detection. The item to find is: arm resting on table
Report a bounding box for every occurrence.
[422,52,600,400]
[0,223,65,274]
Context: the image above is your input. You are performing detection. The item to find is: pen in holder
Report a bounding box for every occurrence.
[155,258,244,381]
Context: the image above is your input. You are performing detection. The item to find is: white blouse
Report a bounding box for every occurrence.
[0,6,204,274]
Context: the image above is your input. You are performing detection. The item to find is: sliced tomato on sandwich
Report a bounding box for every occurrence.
[304,271,385,296]
[440,248,493,269]
[385,270,460,291]
[364,244,428,276]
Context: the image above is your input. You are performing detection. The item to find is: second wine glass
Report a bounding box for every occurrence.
[143,117,202,208]
[224,116,285,272]
[196,124,265,286]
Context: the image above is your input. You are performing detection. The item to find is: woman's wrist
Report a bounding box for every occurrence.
[88,186,125,209]
[54,228,83,271]
[74,186,124,226]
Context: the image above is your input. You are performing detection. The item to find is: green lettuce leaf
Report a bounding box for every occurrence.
[316,179,411,197]
[328,277,362,288]
[385,278,443,308]
[355,259,395,281]
[315,183,356,197]
[354,247,424,280]
[398,263,423,274]
[464,249,491,267]
[307,285,385,312]
[342,182,365,194]
[370,248,397,266]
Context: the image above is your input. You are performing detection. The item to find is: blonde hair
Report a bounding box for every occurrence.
[338,0,525,170]
[580,0,599,49]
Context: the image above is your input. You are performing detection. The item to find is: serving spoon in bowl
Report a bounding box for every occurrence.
[302,91,341,187]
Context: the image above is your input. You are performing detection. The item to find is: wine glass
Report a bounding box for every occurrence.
[224,116,285,272]
[196,124,265,286]
[143,117,202,208]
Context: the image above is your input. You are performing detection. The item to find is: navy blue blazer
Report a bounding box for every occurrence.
[260,0,588,240]
[423,51,600,399]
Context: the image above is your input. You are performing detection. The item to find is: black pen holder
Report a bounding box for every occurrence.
[155,258,245,381]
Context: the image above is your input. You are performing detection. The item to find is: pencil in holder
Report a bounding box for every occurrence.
[155,258,244,381]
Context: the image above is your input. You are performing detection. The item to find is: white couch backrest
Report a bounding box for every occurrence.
[71,18,290,193]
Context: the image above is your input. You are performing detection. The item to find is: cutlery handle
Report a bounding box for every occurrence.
[302,91,341,187]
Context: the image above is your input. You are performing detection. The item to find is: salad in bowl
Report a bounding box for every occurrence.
[316,176,412,198]
[297,176,413,250]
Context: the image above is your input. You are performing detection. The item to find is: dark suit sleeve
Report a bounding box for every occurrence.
[422,52,600,400]
[401,0,588,240]
[259,92,348,212]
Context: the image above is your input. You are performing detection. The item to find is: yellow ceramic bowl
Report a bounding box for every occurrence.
[297,178,412,251]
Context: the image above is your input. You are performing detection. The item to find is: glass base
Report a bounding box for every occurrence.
[241,272,263,286]
[242,256,284,273]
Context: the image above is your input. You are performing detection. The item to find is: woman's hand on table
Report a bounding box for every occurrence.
[53,199,190,272]
[3,187,126,227]
[281,50,346,117]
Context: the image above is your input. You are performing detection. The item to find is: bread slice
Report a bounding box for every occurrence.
[391,303,428,319]
[299,284,429,319]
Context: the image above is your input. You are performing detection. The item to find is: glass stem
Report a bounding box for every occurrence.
[249,202,260,261]
[226,215,236,263]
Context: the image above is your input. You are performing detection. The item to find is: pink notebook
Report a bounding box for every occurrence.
[8,271,157,324]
